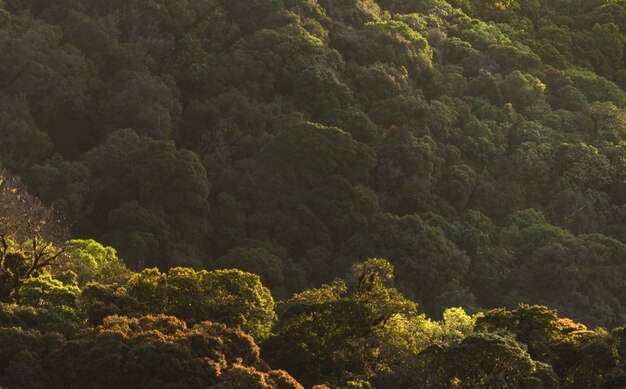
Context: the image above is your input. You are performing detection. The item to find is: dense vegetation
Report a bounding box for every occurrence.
[0,0,625,387]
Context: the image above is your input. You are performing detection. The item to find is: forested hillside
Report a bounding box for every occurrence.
[0,0,625,387]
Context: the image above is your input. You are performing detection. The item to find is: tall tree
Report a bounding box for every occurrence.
[0,171,68,302]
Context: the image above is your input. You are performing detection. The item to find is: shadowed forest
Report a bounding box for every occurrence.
[0,0,625,387]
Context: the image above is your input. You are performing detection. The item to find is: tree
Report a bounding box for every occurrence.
[127,267,276,339]
[503,237,626,328]
[209,193,247,256]
[0,303,83,337]
[259,122,376,187]
[556,143,612,191]
[0,11,92,154]
[20,274,79,309]
[0,94,53,171]
[388,333,559,388]
[361,20,432,79]
[54,239,131,286]
[342,214,470,312]
[99,73,182,140]
[9,315,304,389]
[476,305,619,388]
[437,164,478,211]
[0,171,68,302]
[501,70,546,111]
[79,282,145,326]
[0,326,65,388]
[213,247,286,291]
[373,128,444,214]
[263,259,419,387]
[83,129,211,267]
[201,269,277,340]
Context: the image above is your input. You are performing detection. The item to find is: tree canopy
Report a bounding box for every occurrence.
[1,0,625,386]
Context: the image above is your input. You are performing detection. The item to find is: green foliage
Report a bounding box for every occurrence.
[259,122,376,186]
[342,214,470,312]
[201,269,277,339]
[501,70,546,110]
[0,11,92,140]
[127,267,276,339]
[0,0,622,330]
[389,333,559,388]
[100,73,182,140]
[0,0,625,386]
[264,259,418,386]
[55,239,131,286]
[0,172,69,303]
[0,314,302,389]
[79,282,144,326]
[20,275,79,309]
[476,305,619,388]
[565,68,626,107]
[0,326,65,388]
[339,380,373,389]
[213,246,286,290]
[83,129,210,267]
[0,303,83,337]
[0,94,53,170]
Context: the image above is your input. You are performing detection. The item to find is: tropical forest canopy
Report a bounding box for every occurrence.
[0,0,625,387]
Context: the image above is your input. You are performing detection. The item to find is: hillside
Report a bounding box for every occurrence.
[0,0,625,387]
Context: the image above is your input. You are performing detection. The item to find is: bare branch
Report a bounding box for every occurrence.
[0,169,69,302]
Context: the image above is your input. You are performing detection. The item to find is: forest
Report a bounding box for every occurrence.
[0,0,625,387]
